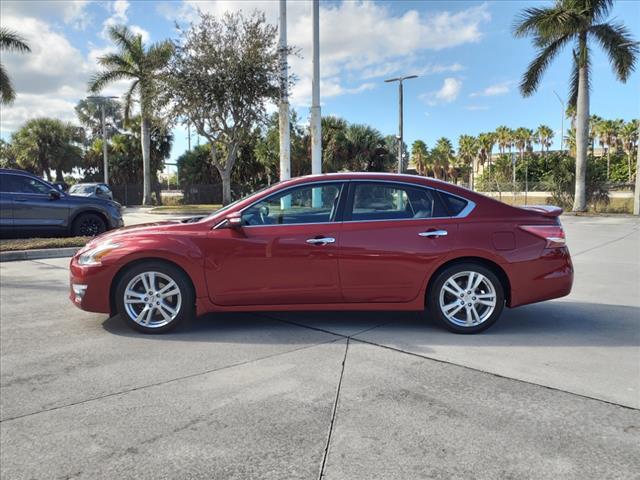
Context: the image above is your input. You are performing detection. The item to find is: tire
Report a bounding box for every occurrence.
[427,263,505,334]
[114,261,195,334]
[72,213,106,237]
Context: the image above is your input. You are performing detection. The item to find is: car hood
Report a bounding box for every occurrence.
[85,217,203,248]
[67,194,119,208]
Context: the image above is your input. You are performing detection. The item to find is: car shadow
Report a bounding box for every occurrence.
[101,300,639,347]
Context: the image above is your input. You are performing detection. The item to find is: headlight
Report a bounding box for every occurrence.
[77,242,121,266]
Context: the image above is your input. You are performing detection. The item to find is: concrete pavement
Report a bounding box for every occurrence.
[1,215,638,479]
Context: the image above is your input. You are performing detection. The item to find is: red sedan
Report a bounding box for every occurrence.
[69,173,573,334]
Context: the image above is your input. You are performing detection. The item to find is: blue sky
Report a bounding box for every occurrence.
[1,0,639,172]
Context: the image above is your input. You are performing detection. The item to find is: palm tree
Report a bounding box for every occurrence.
[596,119,620,178]
[514,0,638,211]
[620,120,639,182]
[89,25,173,205]
[534,125,554,153]
[477,132,496,177]
[0,28,31,104]
[457,135,477,189]
[433,137,455,181]
[589,115,603,155]
[495,126,512,155]
[411,140,429,175]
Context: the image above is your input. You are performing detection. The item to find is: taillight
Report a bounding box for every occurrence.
[519,225,566,248]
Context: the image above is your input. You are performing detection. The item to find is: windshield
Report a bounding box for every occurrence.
[70,185,95,194]
[203,183,281,219]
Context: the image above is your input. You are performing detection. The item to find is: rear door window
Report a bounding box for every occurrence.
[347,182,448,221]
[439,191,469,216]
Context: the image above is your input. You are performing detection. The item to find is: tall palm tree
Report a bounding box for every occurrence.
[589,114,603,155]
[514,0,638,211]
[495,126,512,155]
[89,25,173,205]
[620,119,639,182]
[410,140,429,175]
[0,28,31,104]
[534,125,554,153]
[433,137,455,181]
[477,132,496,176]
[457,135,477,189]
[596,119,620,178]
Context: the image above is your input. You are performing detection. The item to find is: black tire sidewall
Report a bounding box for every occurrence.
[115,262,194,334]
[428,263,505,334]
[73,213,106,237]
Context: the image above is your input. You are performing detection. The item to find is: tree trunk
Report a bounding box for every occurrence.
[219,168,232,205]
[573,40,589,212]
[55,168,64,182]
[141,116,152,206]
[606,149,610,179]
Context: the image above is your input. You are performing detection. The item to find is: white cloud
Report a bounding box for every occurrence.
[170,0,490,106]
[0,0,91,30]
[420,78,462,106]
[470,81,514,97]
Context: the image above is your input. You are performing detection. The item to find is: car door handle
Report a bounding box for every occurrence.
[419,230,448,238]
[306,237,336,245]
[14,198,28,202]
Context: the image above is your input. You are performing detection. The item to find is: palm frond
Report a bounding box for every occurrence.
[513,5,585,41]
[0,65,16,104]
[590,22,638,82]
[123,79,140,123]
[585,0,614,24]
[97,53,137,73]
[107,25,144,63]
[88,70,135,93]
[520,34,571,96]
[0,28,31,53]
[147,40,174,67]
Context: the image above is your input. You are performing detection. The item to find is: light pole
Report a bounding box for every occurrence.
[310,0,322,207]
[87,95,117,184]
[385,75,418,173]
[279,0,291,183]
[553,90,565,152]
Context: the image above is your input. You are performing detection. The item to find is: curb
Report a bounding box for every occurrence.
[0,247,80,263]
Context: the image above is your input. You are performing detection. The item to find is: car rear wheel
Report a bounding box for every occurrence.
[115,262,194,334]
[427,263,504,334]
[72,213,106,237]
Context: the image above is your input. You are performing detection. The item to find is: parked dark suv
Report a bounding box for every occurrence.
[0,169,124,237]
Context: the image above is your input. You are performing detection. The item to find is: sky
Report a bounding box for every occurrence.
[1,0,639,173]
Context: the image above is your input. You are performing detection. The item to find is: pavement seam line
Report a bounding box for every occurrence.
[571,226,640,257]
[0,337,342,424]
[349,337,640,412]
[318,338,350,480]
[255,313,400,339]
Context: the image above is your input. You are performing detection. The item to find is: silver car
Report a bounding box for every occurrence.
[69,183,114,200]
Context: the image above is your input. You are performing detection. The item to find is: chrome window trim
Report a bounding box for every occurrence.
[346,179,476,221]
[212,178,476,229]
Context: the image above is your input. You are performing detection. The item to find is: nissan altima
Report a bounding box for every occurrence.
[69,173,573,334]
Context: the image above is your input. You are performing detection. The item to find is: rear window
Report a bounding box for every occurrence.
[439,192,469,216]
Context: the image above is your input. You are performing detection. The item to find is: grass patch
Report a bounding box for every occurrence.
[150,204,222,214]
[487,194,633,213]
[0,236,90,252]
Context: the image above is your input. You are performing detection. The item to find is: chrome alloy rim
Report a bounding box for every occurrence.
[123,271,182,328]
[438,271,497,327]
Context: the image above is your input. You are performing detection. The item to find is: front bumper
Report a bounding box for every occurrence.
[69,256,117,314]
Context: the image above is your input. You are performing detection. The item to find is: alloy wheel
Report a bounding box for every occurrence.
[438,271,497,327]
[123,271,182,328]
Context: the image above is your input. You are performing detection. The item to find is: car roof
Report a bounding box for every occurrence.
[278,172,462,192]
[0,168,40,177]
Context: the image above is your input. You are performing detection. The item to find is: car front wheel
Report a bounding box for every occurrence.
[115,262,194,333]
[428,263,504,334]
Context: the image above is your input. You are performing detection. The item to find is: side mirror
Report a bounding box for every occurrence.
[49,189,61,200]
[225,212,243,229]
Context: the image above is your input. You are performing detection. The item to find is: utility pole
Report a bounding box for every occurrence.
[87,95,117,184]
[634,121,640,215]
[279,0,291,183]
[384,75,418,173]
[310,0,322,206]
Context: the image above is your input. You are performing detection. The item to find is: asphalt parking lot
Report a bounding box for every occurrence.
[1,215,639,479]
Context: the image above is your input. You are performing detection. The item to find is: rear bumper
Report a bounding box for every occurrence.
[507,247,573,308]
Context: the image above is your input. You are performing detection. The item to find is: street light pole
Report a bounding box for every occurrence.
[279,0,291,184]
[553,90,565,153]
[385,75,418,173]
